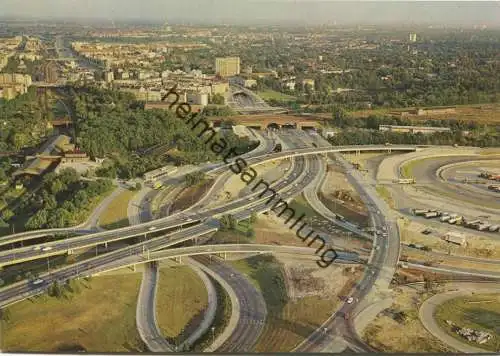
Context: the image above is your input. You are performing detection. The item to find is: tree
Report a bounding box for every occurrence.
[210,93,225,105]
[220,214,236,231]
[185,172,206,186]
[1,209,14,222]
[49,281,64,299]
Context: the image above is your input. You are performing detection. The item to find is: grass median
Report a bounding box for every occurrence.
[230,255,338,352]
[155,265,209,346]
[1,273,144,352]
[435,293,500,352]
[99,189,136,229]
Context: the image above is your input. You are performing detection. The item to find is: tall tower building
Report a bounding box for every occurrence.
[408,32,417,42]
[215,57,240,77]
[44,62,58,83]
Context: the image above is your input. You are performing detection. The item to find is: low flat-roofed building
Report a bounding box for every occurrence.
[145,101,204,113]
[379,125,451,134]
[61,152,89,163]
[442,232,467,246]
[143,165,177,181]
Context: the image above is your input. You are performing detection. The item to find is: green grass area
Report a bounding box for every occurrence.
[289,196,322,223]
[376,185,395,209]
[317,192,369,228]
[211,218,255,244]
[400,157,436,179]
[1,274,144,352]
[257,90,296,102]
[155,265,209,346]
[190,275,232,352]
[150,185,174,217]
[99,189,136,229]
[400,161,418,179]
[230,255,337,351]
[435,294,500,352]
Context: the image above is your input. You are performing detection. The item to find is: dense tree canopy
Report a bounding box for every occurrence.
[8,168,114,230]
[72,88,257,179]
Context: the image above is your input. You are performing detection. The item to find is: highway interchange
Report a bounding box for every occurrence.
[1,128,499,353]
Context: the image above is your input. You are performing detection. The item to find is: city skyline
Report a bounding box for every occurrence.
[0,1,499,26]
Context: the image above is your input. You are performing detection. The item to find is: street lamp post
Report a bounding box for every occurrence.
[211,326,215,345]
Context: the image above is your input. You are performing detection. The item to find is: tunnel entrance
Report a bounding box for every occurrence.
[267,123,280,130]
[282,123,297,129]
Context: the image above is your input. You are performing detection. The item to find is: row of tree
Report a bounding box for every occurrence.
[327,129,500,147]
[71,88,258,179]
[9,168,114,230]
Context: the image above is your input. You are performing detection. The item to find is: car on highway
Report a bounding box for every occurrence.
[32,246,41,251]
[42,247,53,252]
[148,226,157,231]
[347,296,354,304]
[32,279,44,285]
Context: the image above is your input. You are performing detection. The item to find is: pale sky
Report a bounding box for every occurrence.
[0,1,498,26]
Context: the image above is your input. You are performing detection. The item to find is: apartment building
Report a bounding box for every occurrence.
[215,57,240,77]
[379,125,451,134]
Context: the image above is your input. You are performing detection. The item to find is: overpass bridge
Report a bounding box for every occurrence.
[209,113,322,129]
[227,84,286,114]
[0,145,418,254]
[32,81,68,88]
[94,244,362,276]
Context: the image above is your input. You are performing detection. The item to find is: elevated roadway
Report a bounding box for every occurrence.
[0,145,417,267]
[0,155,308,267]
[295,152,399,353]
[0,154,321,307]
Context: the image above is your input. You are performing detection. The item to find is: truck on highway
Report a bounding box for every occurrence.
[478,223,491,231]
[398,178,415,184]
[414,209,429,216]
[464,219,481,228]
[488,225,500,232]
[440,215,451,222]
[424,211,439,219]
[448,216,463,224]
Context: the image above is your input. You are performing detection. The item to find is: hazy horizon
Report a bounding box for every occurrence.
[0,1,499,27]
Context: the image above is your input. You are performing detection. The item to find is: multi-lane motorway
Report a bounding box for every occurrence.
[10,139,484,354]
[0,145,416,268]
